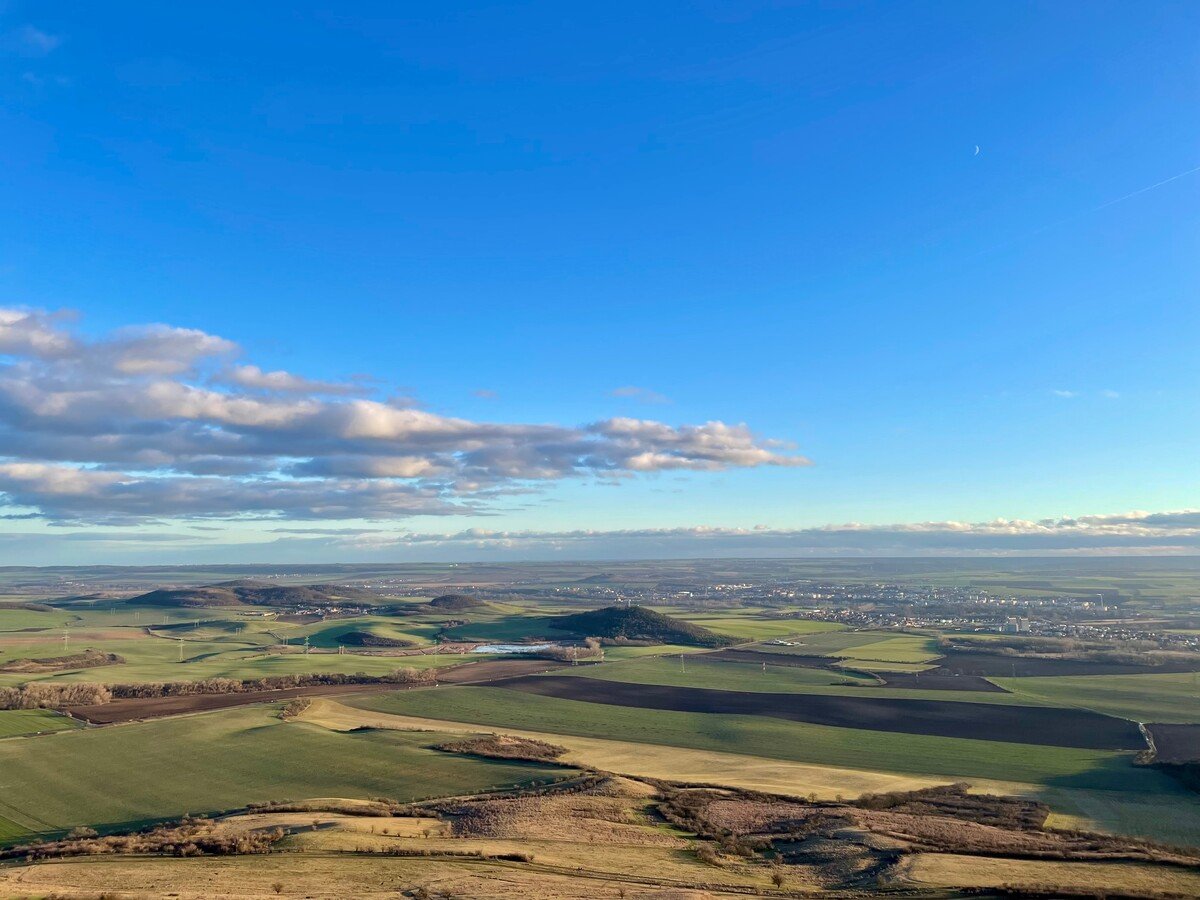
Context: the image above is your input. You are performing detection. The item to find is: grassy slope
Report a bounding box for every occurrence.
[998,672,1200,723]
[0,709,81,739]
[348,685,1154,791]
[0,704,572,842]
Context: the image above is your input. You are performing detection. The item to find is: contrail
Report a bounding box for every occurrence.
[970,161,1200,261]
[1092,162,1200,213]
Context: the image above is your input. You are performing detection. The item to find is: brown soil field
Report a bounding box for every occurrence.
[875,672,1007,692]
[1147,723,1200,764]
[436,657,568,684]
[936,650,1200,677]
[63,682,406,724]
[494,675,1146,749]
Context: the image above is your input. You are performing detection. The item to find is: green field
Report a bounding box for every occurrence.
[665,614,845,641]
[746,630,944,668]
[348,685,1151,791]
[0,704,573,843]
[845,659,941,673]
[0,709,81,739]
[0,640,476,687]
[833,634,942,664]
[600,643,710,660]
[0,606,77,630]
[440,614,561,642]
[761,630,908,655]
[998,672,1200,723]
[3,565,1200,857]
[0,608,491,686]
[562,655,1052,704]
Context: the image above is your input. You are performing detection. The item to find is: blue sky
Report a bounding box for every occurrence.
[0,2,1197,562]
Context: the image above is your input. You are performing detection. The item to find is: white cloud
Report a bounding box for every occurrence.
[102,325,237,375]
[0,307,807,524]
[0,308,76,357]
[218,365,366,396]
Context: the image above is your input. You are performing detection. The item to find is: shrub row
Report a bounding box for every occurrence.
[0,667,436,709]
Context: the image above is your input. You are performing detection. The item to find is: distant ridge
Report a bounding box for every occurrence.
[550,605,732,647]
[132,580,378,609]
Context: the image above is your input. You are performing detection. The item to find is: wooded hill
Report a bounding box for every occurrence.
[551,605,733,647]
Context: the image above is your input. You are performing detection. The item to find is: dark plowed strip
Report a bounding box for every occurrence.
[708,650,1005,692]
[707,649,842,669]
[1147,724,1200,764]
[934,651,1200,678]
[492,675,1144,750]
[877,673,1007,693]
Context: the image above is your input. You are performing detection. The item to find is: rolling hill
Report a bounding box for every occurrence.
[131,580,379,609]
[550,605,733,647]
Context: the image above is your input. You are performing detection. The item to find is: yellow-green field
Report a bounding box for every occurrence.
[0,708,80,738]
[0,704,574,842]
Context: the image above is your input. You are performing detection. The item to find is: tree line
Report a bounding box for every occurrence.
[0,667,436,709]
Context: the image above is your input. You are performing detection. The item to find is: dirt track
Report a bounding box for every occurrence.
[492,675,1146,750]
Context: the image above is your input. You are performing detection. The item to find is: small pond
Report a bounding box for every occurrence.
[471,642,554,654]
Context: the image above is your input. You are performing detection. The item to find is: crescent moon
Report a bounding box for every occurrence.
[974,145,980,156]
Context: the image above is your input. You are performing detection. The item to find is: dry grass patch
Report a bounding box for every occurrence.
[446,794,683,847]
[903,852,1200,896]
[437,733,569,763]
[0,853,767,898]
